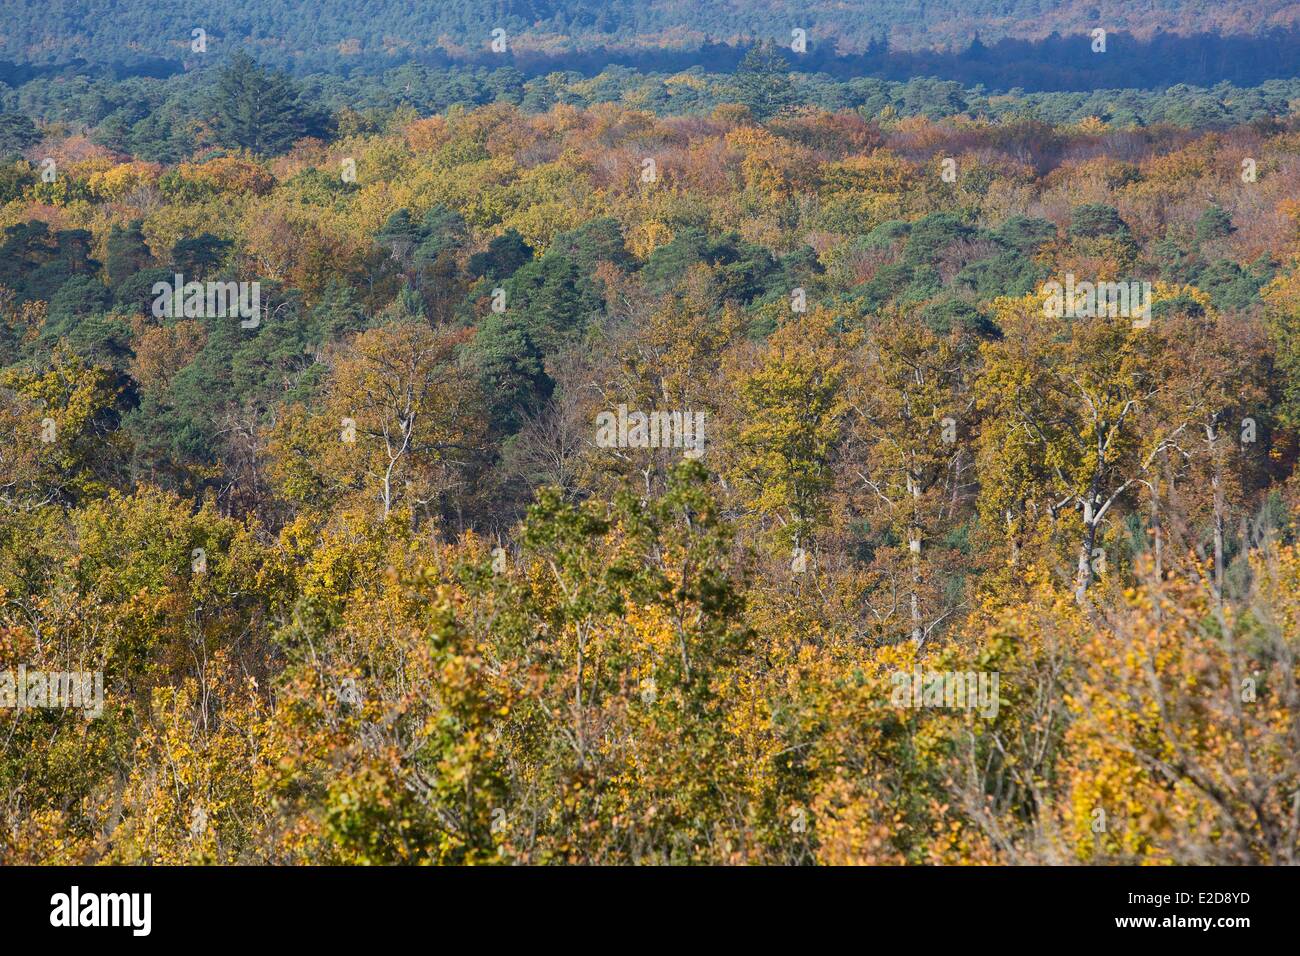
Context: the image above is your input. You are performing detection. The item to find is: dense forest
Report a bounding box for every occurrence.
[2,38,1300,865]
[8,49,1300,168]
[4,0,1298,66]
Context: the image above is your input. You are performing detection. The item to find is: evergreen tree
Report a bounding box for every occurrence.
[105,220,153,287]
[732,41,798,121]
[0,112,40,160]
[467,228,534,281]
[209,51,320,156]
[171,234,232,279]
[471,309,552,435]
[1067,203,1131,241]
[1196,205,1235,242]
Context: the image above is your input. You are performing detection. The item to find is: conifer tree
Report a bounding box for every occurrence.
[209,51,319,156]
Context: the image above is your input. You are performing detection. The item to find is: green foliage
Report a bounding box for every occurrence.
[1196,204,1234,242]
[467,228,533,280]
[1067,203,1131,241]
[732,41,800,121]
[208,51,323,156]
[0,112,40,160]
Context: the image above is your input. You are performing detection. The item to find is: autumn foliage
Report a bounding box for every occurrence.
[3,95,1300,864]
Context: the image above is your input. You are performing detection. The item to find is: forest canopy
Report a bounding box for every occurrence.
[2,37,1300,865]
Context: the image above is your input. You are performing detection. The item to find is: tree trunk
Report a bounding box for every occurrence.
[908,472,923,644]
[1075,497,1098,606]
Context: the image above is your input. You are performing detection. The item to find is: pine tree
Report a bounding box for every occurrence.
[105,220,153,287]
[732,41,798,121]
[209,51,317,156]
[0,112,40,160]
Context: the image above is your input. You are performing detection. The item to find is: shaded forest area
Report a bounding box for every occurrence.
[8,26,1300,91]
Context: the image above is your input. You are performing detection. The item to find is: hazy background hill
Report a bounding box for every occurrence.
[3,0,1299,70]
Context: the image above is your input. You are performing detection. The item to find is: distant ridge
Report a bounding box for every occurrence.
[3,0,1297,70]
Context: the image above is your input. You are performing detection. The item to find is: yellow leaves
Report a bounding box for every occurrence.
[723,125,814,200]
[403,115,449,154]
[724,307,850,543]
[1,808,97,864]
[627,219,672,259]
[176,156,275,196]
[1262,263,1300,319]
[817,152,917,230]
[665,72,708,92]
[0,345,127,508]
[9,100,1300,867]
[1278,197,1300,241]
[128,317,206,394]
[139,197,228,257]
[264,322,484,524]
[240,201,347,288]
[1073,116,1110,136]
[811,775,908,865]
[499,159,592,248]
[1252,542,1300,638]
[88,651,275,864]
[1140,135,1218,183]
[437,157,520,228]
[821,151,915,196]
[1054,560,1300,863]
[86,160,164,202]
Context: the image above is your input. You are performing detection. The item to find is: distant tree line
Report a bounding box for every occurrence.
[3,49,1297,167]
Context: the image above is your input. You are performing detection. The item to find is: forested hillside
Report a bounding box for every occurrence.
[7,45,1300,169]
[5,0,1298,66]
[2,35,1300,865]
